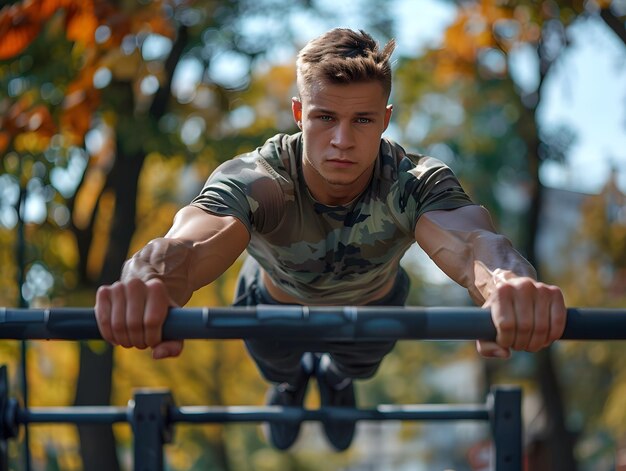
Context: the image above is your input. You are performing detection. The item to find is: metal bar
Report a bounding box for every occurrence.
[1,306,626,341]
[171,404,491,423]
[489,386,523,471]
[130,390,173,471]
[18,407,129,424]
[10,404,489,425]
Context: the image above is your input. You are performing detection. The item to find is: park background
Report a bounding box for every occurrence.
[0,0,625,469]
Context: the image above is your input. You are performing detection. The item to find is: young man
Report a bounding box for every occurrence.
[95,29,566,451]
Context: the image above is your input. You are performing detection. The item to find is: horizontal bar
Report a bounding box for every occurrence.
[15,405,489,425]
[1,306,625,341]
[172,404,491,423]
[19,406,129,424]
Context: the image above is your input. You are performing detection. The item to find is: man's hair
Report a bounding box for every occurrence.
[296,28,396,100]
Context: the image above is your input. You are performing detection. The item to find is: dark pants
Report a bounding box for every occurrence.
[233,257,410,384]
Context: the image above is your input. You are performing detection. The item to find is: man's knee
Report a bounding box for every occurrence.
[328,341,396,379]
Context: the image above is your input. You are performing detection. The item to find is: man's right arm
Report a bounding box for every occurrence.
[95,205,250,359]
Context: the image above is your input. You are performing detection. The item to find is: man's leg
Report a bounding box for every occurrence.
[326,266,409,377]
[315,267,410,451]
[233,257,313,450]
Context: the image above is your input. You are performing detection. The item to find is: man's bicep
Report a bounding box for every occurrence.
[414,205,495,256]
[167,205,249,241]
[413,205,499,288]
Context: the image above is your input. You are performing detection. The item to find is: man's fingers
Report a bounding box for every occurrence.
[512,282,534,351]
[95,286,114,343]
[484,277,567,356]
[95,277,183,359]
[144,279,173,348]
[476,340,511,359]
[125,278,148,350]
[488,285,515,351]
[110,282,132,348]
[547,287,567,346]
[152,340,184,360]
[526,297,550,352]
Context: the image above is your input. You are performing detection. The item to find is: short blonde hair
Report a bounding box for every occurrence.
[296,28,396,100]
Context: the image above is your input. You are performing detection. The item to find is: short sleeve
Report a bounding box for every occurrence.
[396,155,475,231]
[190,155,286,234]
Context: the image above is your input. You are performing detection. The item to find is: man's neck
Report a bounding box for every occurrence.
[301,156,376,206]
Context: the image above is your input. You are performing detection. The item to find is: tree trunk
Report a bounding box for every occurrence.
[74,343,118,471]
[524,107,578,471]
[75,137,145,470]
[73,25,188,469]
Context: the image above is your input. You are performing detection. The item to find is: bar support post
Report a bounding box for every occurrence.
[130,389,174,471]
[490,386,523,471]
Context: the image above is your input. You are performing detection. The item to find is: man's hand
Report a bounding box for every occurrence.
[95,278,184,359]
[477,276,566,358]
[94,208,250,359]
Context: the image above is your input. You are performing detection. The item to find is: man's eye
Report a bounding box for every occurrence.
[356,117,371,124]
[319,115,333,121]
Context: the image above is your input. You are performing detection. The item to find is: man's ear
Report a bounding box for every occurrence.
[292,97,303,129]
[383,104,393,131]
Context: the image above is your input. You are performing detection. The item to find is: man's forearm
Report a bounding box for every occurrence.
[468,231,537,305]
[415,206,537,306]
[121,237,196,306]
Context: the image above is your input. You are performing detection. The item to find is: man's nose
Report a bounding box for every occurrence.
[330,121,355,150]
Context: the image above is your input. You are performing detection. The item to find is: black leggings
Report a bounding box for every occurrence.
[233,257,410,384]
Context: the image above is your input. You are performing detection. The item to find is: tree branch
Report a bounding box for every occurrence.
[600,8,626,46]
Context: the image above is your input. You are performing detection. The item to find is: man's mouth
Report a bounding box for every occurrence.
[326,158,355,167]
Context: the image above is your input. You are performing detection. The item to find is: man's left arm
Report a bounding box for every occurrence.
[414,204,566,358]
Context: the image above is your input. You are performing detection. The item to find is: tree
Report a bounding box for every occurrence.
[0,1,396,468]
[393,1,624,469]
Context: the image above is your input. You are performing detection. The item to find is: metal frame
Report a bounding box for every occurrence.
[0,365,521,471]
[2,306,625,470]
[1,306,625,340]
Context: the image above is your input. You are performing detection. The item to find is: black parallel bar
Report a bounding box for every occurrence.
[17,407,129,424]
[171,404,491,423]
[1,306,626,341]
[11,405,489,425]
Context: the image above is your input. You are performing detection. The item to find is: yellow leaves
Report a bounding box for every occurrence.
[1,98,57,152]
[72,167,105,230]
[100,48,143,81]
[86,189,114,280]
[435,0,522,85]
[445,15,482,63]
[603,374,626,433]
[14,131,48,152]
[51,230,79,268]
[19,339,82,470]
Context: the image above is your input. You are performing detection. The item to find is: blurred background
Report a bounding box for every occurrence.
[0,0,625,469]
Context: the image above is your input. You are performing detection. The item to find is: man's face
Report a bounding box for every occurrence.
[292,80,392,205]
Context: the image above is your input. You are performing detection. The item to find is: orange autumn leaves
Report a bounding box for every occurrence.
[0,0,101,152]
[0,0,99,59]
[433,1,546,85]
[0,0,178,152]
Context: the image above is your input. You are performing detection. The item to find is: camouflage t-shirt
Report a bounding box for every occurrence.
[191,133,474,304]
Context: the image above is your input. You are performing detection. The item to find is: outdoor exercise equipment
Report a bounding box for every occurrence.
[1,305,625,471]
